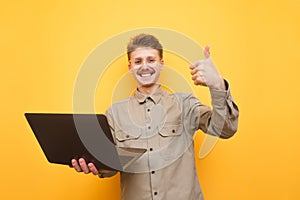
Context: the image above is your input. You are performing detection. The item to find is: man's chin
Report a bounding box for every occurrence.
[135,75,160,88]
[136,77,154,86]
[139,82,155,87]
[138,81,160,87]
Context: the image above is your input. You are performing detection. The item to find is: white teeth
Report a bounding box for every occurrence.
[141,73,151,77]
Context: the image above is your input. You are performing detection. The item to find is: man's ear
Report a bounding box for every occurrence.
[128,63,134,73]
[160,60,164,70]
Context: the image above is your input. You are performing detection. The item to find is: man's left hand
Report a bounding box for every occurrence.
[189,45,225,90]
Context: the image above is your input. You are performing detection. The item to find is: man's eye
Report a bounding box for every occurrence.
[135,60,141,64]
[149,59,155,63]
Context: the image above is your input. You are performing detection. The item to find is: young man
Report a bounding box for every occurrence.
[72,33,239,200]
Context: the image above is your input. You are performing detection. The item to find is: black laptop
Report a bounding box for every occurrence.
[25,113,146,171]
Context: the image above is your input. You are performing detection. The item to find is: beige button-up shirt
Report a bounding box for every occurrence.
[105,83,239,200]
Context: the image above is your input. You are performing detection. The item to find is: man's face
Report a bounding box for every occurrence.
[128,47,163,87]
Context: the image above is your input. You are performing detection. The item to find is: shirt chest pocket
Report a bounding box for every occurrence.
[159,124,182,137]
[114,128,147,149]
[158,123,186,161]
[158,123,182,147]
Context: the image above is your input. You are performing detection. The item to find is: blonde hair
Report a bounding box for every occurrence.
[127,33,163,60]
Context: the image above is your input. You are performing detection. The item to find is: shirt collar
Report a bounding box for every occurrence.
[134,85,164,104]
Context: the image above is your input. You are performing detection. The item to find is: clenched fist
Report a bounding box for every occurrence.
[189,45,225,90]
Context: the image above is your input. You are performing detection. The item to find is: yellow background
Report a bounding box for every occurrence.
[1,0,300,199]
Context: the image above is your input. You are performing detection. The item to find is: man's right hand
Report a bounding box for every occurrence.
[71,158,99,175]
[71,158,116,177]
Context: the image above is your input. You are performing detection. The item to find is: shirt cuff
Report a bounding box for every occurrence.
[209,79,231,107]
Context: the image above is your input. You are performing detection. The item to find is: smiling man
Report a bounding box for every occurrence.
[71,33,239,200]
[129,47,163,91]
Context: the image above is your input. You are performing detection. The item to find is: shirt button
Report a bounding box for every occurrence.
[154,192,158,195]
[151,171,155,174]
[126,135,130,138]
[172,129,175,133]
[148,126,151,130]
[147,108,150,112]
[149,148,153,151]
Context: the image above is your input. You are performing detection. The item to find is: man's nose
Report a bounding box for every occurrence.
[140,61,149,68]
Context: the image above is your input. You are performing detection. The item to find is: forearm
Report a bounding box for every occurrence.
[201,80,239,138]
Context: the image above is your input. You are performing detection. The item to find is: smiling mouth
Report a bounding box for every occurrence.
[139,73,154,77]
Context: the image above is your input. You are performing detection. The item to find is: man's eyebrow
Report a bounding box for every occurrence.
[134,55,156,59]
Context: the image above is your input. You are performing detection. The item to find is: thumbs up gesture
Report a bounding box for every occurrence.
[189,45,225,90]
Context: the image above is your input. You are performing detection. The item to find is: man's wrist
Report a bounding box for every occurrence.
[98,172,105,178]
[209,78,226,91]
